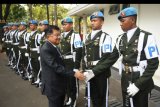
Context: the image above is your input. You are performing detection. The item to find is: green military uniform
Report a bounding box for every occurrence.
[82,11,113,107]
[5,24,13,66]
[91,7,159,107]
[11,27,19,71]
[18,25,28,79]
[92,27,159,107]
[60,27,82,106]
[82,30,112,107]
[1,26,9,53]
[29,30,41,84]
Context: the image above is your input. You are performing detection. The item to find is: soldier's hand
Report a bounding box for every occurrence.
[74,71,85,80]
[83,70,95,83]
[127,83,139,97]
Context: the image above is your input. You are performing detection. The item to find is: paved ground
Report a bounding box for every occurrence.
[0,45,160,107]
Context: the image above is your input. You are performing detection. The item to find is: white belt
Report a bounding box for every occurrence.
[12,43,19,45]
[122,64,144,72]
[87,60,99,66]
[8,41,12,43]
[63,55,73,59]
[30,48,38,51]
[19,46,26,49]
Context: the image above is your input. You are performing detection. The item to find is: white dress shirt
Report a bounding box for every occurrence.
[126,27,138,42]
[91,29,101,40]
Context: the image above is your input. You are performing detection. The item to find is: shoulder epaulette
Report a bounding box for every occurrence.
[102,31,109,36]
[140,30,152,35]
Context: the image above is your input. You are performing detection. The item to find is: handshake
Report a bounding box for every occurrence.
[74,70,95,82]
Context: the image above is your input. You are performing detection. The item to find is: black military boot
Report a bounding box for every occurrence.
[31,77,35,85]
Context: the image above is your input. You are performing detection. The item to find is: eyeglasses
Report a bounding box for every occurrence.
[52,34,61,38]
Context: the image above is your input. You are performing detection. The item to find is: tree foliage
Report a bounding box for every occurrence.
[0,4,11,22]
[7,4,27,22]
[1,4,69,25]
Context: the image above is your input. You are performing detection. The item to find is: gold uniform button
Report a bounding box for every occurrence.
[125,55,128,57]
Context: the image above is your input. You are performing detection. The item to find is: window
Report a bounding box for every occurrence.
[100,9,104,14]
[122,4,130,10]
[108,4,120,15]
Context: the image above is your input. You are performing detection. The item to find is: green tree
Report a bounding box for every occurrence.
[7,4,27,22]
[0,4,11,22]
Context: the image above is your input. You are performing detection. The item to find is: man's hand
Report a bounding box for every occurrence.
[83,70,95,83]
[127,83,139,97]
[74,71,85,80]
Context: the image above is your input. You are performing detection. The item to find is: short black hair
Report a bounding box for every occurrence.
[46,25,60,36]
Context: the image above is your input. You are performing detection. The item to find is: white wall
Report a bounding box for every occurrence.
[102,4,160,87]
[137,4,160,87]
[102,6,123,69]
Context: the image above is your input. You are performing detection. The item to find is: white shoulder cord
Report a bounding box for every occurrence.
[99,32,106,58]
[137,31,146,76]
[35,33,38,48]
[116,34,124,75]
[84,34,90,64]
[137,31,145,64]
[70,32,75,54]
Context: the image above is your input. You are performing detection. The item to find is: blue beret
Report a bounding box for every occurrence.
[61,17,73,25]
[90,11,104,20]
[7,22,13,26]
[29,20,38,25]
[12,23,19,26]
[118,7,137,20]
[39,20,49,25]
[20,22,27,26]
[3,25,8,29]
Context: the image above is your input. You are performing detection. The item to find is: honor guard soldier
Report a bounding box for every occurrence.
[39,20,49,45]
[10,23,19,72]
[28,20,41,85]
[82,11,112,107]
[18,22,28,80]
[1,25,9,53]
[60,17,83,107]
[85,7,159,107]
[6,23,14,66]
[33,20,49,87]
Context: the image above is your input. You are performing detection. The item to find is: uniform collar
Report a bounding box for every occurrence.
[31,30,37,35]
[91,29,102,40]
[64,30,72,37]
[126,27,138,42]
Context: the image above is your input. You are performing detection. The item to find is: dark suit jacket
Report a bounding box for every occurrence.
[40,40,74,97]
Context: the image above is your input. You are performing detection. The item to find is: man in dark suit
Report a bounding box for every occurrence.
[40,25,85,107]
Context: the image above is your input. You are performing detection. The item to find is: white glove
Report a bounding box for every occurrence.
[37,46,40,53]
[2,38,5,41]
[83,70,95,83]
[38,56,40,61]
[19,51,21,55]
[25,53,29,57]
[11,48,13,51]
[127,83,139,97]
